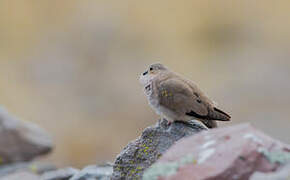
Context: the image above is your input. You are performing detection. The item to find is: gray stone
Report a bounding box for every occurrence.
[0,171,40,180]
[41,167,79,180]
[0,162,56,177]
[111,119,207,180]
[69,164,112,180]
[0,107,53,164]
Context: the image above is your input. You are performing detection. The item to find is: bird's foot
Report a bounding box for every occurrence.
[159,117,172,127]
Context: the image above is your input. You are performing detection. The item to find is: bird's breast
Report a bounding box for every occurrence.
[147,85,160,110]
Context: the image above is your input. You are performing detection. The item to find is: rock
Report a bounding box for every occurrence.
[250,163,290,180]
[70,164,113,180]
[0,171,40,180]
[143,123,290,180]
[41,167,79,180]
[0,162,56,177]
[112,119,208,180]
[0,107,53,164]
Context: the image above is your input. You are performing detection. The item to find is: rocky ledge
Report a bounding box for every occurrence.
[0,106,289,180]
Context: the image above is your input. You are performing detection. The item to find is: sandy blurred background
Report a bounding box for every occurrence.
[0,0,290,168]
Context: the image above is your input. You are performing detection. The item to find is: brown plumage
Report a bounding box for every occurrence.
[139,63,231,128]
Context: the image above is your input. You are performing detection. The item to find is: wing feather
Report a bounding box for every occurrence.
[158,78,209,117]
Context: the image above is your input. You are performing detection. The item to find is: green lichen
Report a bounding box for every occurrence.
[136,166,143,170]
[260,149,290,164]
[29,164,38,173]
[143,154,196,180]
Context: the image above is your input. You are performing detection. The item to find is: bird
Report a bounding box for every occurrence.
[139,63,231,128]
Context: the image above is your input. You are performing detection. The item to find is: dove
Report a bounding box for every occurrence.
[139,63,231,128]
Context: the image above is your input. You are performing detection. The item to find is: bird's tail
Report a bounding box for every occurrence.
[210,107,231,121]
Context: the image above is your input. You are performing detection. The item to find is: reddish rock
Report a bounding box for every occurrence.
[143,123,290,180]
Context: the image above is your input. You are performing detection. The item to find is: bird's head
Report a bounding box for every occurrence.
[143,63,167,76]
[139,63,168,85]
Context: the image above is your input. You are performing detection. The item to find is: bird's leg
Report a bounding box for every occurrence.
[164,117,172,126]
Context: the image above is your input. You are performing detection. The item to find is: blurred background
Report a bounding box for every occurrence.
[0,0,290,168]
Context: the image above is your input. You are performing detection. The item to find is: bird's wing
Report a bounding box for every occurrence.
[157,78,209,116]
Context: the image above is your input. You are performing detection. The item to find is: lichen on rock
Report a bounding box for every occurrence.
[143,153,196,180]
[111,119,207,180]
[259,148,290,164]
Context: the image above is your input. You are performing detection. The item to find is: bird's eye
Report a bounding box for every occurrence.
[149,67,153,71]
